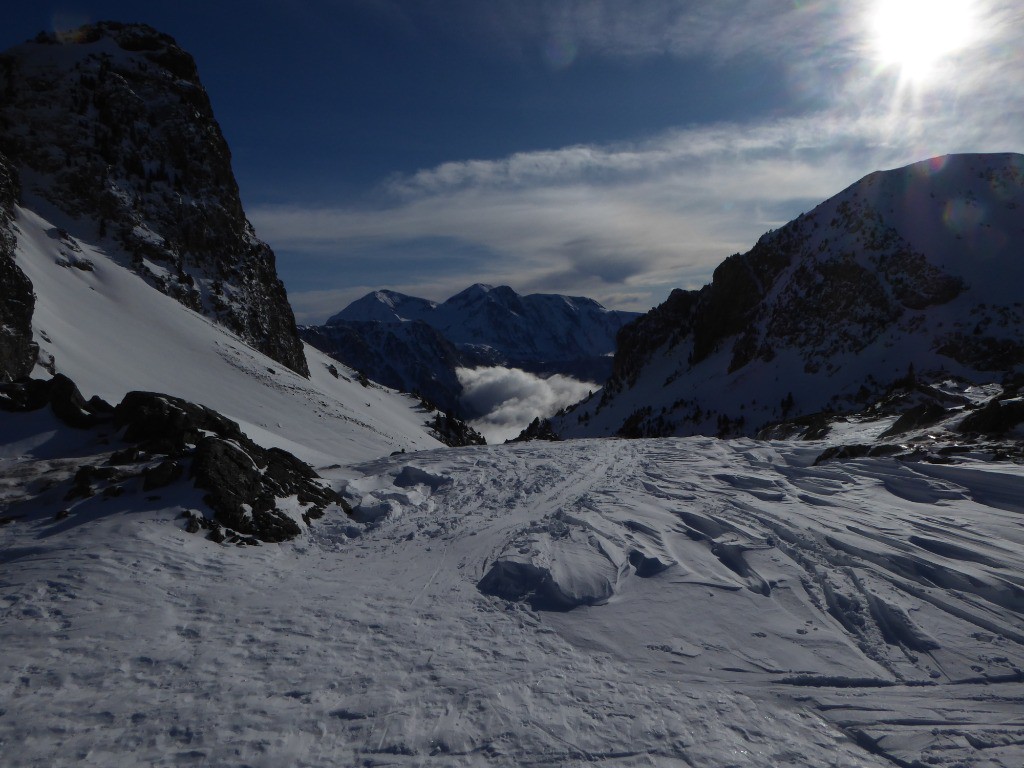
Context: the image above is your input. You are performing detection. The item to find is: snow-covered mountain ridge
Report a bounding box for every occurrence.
[6,197,446,466]
[555,153,1024,440]
[303,284,638,416]
[0,22,307,374]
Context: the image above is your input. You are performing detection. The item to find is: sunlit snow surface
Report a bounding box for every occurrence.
[9,202,443,467]
[4,437,1023,767]
[3,188,1023,765]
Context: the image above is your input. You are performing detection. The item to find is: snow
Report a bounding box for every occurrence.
[11,202,443,468]
[558,153,1024,441]
[4,430,1023,766]
[2,158,1023,766]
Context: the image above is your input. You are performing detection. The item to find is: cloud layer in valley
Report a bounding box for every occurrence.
[457,367,596,444]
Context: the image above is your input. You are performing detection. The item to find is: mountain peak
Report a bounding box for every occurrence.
[0,23,309,375]
[327,290,436,325]
[447,283,496,302]
[556,151,1024,440]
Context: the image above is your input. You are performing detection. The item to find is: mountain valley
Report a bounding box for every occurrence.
[1,21,1023,768]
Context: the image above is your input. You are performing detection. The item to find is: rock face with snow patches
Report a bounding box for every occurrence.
[556,153,1024,439]
[1,375,344,542]
[0,152,36,381]
[0,22,308,375]
[301,319,466,415]
[303,284,638,415]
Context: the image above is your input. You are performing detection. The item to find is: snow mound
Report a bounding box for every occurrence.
[478,510,627,610]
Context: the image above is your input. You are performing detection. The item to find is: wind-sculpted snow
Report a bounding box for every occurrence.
[3,437,1023,766]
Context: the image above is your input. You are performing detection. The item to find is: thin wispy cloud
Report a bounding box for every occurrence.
[258,0,1024,323]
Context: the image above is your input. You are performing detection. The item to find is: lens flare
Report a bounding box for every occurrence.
[870,0,978,82]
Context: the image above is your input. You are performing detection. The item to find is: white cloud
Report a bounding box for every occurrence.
[457,367,596,444]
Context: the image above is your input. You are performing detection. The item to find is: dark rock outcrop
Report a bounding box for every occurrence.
[427,412,486,448]
[1,375,344,542]
[510,417,562,443]
[112,389,341,540]
[0,22,308,376]
[0,151,36,381]
[958,398,1024,436]
[0,373,112,426]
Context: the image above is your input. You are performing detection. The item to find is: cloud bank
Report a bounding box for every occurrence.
[457,367,596,444]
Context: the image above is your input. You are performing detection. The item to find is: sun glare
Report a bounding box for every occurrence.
[870,0,978,82]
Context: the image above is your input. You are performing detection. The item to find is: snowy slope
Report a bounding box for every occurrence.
[3,434,1023,766]
[10,199,443,467]
[556,153,1024,440]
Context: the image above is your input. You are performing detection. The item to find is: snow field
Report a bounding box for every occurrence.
[5,436,1023,766]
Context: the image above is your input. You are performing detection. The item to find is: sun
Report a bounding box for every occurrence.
[870,0,978,82]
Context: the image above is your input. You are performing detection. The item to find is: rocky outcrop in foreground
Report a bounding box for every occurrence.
[0,375,345,542]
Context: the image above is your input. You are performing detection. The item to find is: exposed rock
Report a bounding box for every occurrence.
[112,389,344,540]
[0,22,308,376]
[880,402,948,437]
[510,417,562,443]
[0,151,36,381]
[1,374,346,542]
[958,398,1024,436]
[427,412,486,448]
[49,373,113,428]
[142,459,183,490]
[0,373,112,427]
[114,389,244,455]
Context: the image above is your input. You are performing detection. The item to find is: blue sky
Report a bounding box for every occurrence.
[5,1,1024,322]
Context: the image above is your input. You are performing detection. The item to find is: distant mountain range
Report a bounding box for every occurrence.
[553,152,1024,440]
[301,284,639,416]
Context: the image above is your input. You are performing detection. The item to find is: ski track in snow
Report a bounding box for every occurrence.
[3,437,1024,766]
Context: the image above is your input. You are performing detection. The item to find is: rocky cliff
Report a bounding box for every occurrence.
[0,22,307,375]
[0,151,36,381]
[555,153,1024,439]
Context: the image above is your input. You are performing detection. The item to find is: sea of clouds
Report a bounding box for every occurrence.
[457,366,596,444]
